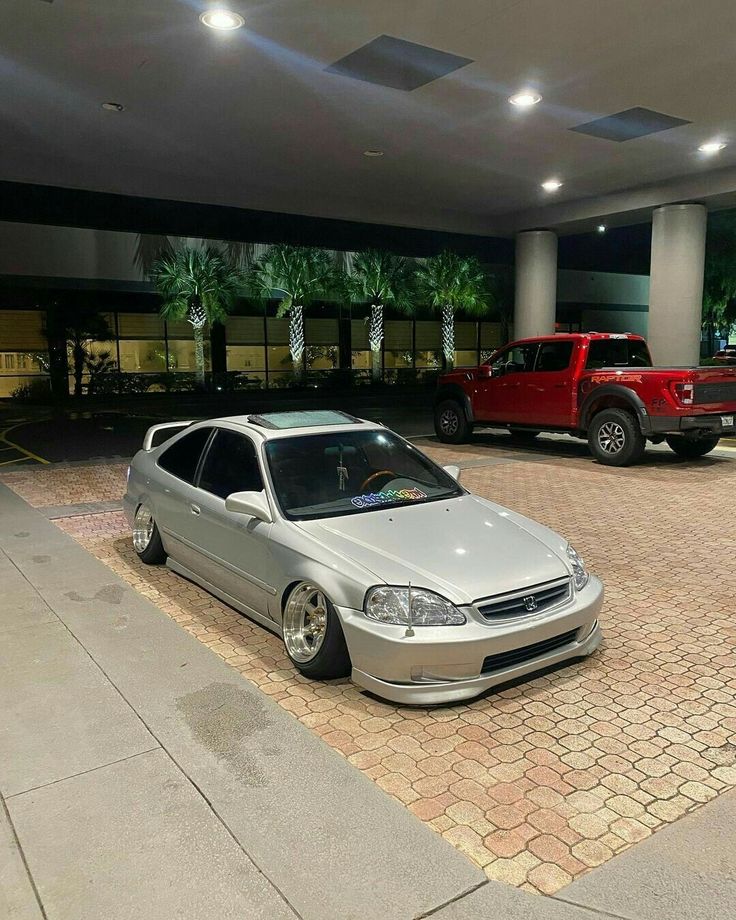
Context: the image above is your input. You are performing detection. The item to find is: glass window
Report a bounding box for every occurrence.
[266,430,463,521]
[586,338,652,369]
[199,429,264,499]
[119,340,166,372]
[535,341,574,372]
[454,350,478,367]
[167,338,210,372]
[489,343,538,375]
[158,427,213,483]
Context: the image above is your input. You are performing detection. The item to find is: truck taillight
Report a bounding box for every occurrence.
[674,383,694,405]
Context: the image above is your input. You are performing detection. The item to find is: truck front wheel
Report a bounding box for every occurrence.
[665,433,720,459]
[588,408,646,466]
[435,400,473,444]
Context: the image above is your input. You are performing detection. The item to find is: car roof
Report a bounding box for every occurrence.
[203,410,383,441]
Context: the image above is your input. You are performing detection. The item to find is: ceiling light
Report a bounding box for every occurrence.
[698,140,726,154]
[101,102,124,112]
[541,178,562,192]
[596,224,606,233]
[363,149,384,157]
[509,90,542,108]
[200,9,245,30]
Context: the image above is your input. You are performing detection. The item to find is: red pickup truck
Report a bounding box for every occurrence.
[434,333,736,466]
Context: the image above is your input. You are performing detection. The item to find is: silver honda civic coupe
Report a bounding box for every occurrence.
[123,410,603,704]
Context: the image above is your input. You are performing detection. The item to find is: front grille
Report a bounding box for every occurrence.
[476,578,570,620]
[481,629,579,675]
[693,381,736,404]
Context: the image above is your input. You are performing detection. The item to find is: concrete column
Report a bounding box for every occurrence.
[514,230,558,339]
[648,203,707,366]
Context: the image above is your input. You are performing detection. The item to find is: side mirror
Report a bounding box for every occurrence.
[443,464,461,481]
[225,490,273,524]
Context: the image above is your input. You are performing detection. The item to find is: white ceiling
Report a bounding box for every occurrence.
[3,0,736,236]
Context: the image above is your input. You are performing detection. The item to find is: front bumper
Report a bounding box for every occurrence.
[646,413,735,435]
[339,575,603,705]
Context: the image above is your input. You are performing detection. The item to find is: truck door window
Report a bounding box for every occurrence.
[491,344,538,375]
[586,339,653,369]
[535,341,574,372]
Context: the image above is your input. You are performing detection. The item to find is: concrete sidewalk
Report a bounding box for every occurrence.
[1,482,735,920]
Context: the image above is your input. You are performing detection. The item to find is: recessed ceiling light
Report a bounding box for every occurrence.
[199,9,245,30]
[698,140,726,154]
[541,178,563,192]
[509,90,542,108]
[363,149,384,157]
[101,102,124,112]
[596,224,607,233]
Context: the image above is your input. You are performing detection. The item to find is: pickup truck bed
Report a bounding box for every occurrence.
[434,333,736,466]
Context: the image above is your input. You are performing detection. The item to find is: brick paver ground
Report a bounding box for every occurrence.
[4,442,736,895]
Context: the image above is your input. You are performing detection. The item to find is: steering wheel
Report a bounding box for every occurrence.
[360,469,396,492]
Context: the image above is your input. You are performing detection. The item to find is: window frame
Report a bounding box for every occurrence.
[533,340,575,373]
[196,427,265,500]
[487,342,540,375]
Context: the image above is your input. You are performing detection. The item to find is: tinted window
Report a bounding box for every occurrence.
[586,339,652,369]
[157,427,212,483]
[266,430,462,520]
[199,429,264,499]
[489,343,538,374]
[535,341,574,372]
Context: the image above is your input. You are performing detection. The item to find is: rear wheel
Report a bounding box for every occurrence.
[132,503,166,565]
[588,408,646,466]
[435,400,473,444]
[509,428,539,442]
[665,433,720,458]
[282,583,351,679]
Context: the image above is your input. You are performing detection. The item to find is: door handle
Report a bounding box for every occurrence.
[190,504,201,515]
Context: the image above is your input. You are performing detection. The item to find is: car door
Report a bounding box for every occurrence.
[152,426,215,573]
[193,427,277,620]
[475,343,539,423]
[516,339,576,427]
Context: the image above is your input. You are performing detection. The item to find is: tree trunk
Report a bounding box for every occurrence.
[193,324,206,390]
[442,304,455,372]
[290,304,305,383]
[369,303,384,383]
[72,341,85,397]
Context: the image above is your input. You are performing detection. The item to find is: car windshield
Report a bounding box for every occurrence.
[586,338,652,368]
[265,430,463,520]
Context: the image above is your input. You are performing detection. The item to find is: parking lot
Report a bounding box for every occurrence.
[3,431,734,896]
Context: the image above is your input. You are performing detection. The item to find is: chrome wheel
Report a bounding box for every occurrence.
[439,408,459,436]
[597,421,625,455]
[283,584,329,663]
[132,504,154,553]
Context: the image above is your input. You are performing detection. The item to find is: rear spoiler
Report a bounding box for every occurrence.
[143,421,193,451]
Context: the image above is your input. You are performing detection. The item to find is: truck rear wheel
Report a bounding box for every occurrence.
[665,434,720,458]
[588,408,646,466]
[435,400,473,444]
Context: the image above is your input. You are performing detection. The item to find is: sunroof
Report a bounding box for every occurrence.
[248,410,361,430]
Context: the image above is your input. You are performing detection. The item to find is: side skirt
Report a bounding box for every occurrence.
[166,557,283,638]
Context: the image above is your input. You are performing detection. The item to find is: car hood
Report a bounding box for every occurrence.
[295,494,570,605]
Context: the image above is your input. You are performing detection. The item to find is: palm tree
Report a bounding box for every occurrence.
[415,251,488,371]
[150,246,242,389]
[346,250,415,382]
[250,245,336,383]
[43,308,115,397]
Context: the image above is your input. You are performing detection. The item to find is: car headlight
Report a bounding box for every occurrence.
[566,544,589,591]
[364,586,466,626]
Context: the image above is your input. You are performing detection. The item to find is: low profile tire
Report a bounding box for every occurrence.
[132,503,166,565]
[282,583,351,680]
[588,408,646,467]
[509,428,539,442]
[665,433,720,459]
[435,400,473,444]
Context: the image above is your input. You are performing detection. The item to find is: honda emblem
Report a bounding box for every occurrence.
[523,595,538,611]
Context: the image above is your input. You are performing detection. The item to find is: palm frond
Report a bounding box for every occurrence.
[249,244,338,312]
[346,249,416,314]
[150,246,244,325]
[414,251,489,317]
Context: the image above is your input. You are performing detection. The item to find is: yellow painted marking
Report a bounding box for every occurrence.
[0,425,50,465]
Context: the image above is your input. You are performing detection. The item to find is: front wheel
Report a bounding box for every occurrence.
[666,433,720,458]
[435,400,473,444]
[282,583,351,679]
[588,408,645,466]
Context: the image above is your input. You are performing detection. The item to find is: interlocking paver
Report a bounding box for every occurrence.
[5,440,736,895]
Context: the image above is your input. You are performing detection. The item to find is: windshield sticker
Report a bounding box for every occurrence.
[350,487,427,509]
